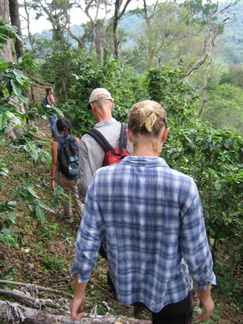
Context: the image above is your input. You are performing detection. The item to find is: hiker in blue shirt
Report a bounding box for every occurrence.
[42,87,59,138]
[51,118,83,223]
[70,100,216,323]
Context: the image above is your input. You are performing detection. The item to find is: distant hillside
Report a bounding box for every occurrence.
[30,3,243,65]
[220,1,243,64]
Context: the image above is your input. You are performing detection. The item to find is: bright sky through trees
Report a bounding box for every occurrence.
[19,0,154,35]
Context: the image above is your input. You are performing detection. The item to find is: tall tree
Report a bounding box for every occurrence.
[26,0,73,45]
[73,0,133,64]
[184,0,239,81]
[0,0,14,61]
[21,0,35,52]
[75,0,114,64]
[9,0,24,59]
[130,0,239,75]
[113,0,132,60]
[133,1,204,71]
[136,0,163,69]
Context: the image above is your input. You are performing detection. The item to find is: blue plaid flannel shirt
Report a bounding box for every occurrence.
[71,156,216,312]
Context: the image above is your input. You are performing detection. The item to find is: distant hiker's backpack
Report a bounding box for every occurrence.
[42,95,49,107]
[42,95,56,118]
[55,136,80,179]
[85,123,130,166]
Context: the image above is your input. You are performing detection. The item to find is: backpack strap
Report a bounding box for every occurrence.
[119,123,127,155]
[55,137,66,145]
[85,129,115,153]
[85,123,127,155]
[55,135,76,143]
[55,136,78,150]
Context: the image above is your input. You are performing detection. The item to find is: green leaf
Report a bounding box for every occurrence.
[10,79,21,96]
[215,183,221,190]
[0,166,8,177]
[30,150,38,162]
[13,69,30,85]
[0,232,19,249]
[16,195,27,205]
[25,186,39,199]
[3,213,16,227]
[5,111,22,126]
[18,94,28,104]
[37,200,54,213]
[53,186,64,196]
[52,198,60,209]
[35,205,45,223]
[40,151,52,164]
[172,152,181,159]
[0,201,16,212]
[52,106,64,117]
[0,113,9,130]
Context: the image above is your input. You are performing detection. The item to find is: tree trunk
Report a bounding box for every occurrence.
[113,0,132,61]
[184,1,238,81]
[113,0,120,60]
[198,58,212,117]
[94,22,110,66]
[9,0,24,59]
[0,0,14,62]
[23,0,35,53]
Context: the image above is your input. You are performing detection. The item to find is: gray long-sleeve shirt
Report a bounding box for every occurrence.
[77,118,132,202]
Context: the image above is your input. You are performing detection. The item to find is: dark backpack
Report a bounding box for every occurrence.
[55,136,80,179]
[42,96,56,118]
[42,95,49,107]
[85,123,130,166]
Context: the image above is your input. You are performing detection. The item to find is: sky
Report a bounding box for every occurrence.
[20,8,70,35]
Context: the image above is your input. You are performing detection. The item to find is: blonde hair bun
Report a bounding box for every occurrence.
[141,105,157,132]
[128,100,167,136]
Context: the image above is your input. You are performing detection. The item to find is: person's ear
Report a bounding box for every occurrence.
[90,103,96,113]
[110,101,115,111]
[126,128,133,143]
[161,127,169,143]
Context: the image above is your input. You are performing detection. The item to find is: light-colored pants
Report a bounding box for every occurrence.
[56,172,83,219]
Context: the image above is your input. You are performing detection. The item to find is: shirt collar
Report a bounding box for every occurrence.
[94,118,117,128]
[121,156,168,167]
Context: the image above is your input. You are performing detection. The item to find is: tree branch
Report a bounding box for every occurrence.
[0,289,58,309]
[0,279,72,298]
[0,299,152,324]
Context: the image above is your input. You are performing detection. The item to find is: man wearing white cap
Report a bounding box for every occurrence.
[77,88,132,203]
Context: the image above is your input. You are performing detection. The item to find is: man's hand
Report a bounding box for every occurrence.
[195,283,214,322]
[70,294,86,320]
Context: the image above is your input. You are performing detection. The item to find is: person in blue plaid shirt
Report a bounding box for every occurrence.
[70,100,216,323]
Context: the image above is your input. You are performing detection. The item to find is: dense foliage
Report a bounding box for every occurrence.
[147,67,243,256]
[0,20,68,248]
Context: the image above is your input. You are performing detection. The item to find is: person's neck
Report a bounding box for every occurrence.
[133,143,159,157]
[95,112,113,122]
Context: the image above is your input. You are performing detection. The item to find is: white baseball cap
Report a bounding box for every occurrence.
[89,88,114,104]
